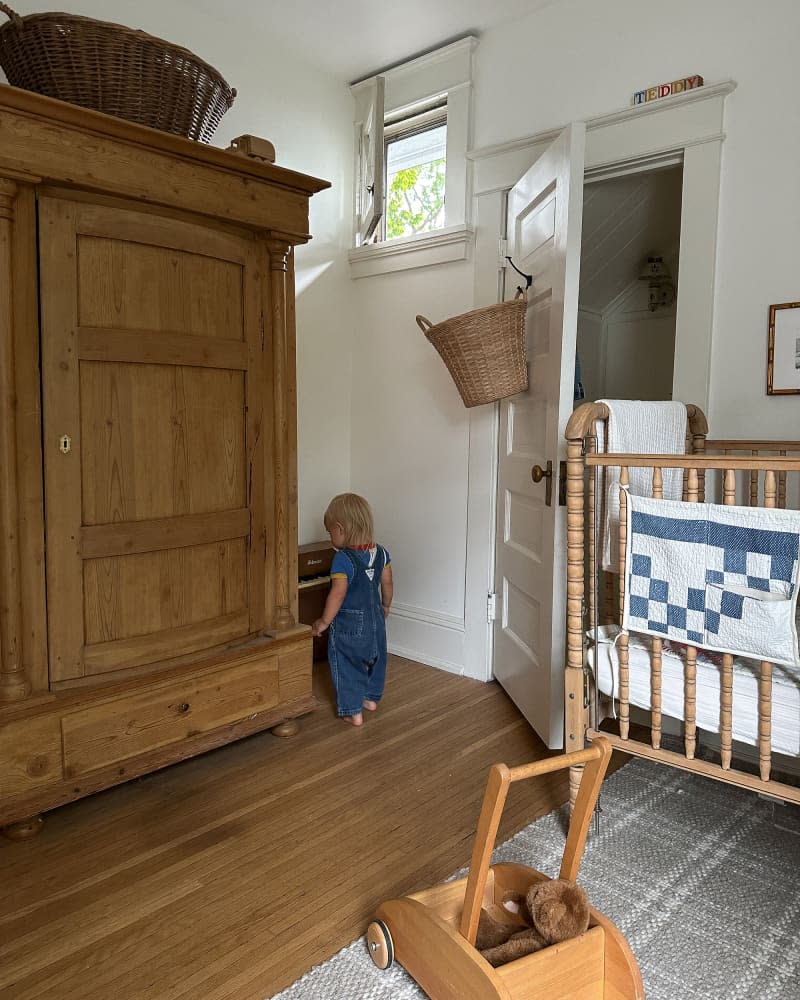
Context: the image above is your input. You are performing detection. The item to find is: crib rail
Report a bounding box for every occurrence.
[565,417,800,807]
[704,439,800,508]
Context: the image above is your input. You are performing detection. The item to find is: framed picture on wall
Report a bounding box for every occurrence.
[767,301,800,395]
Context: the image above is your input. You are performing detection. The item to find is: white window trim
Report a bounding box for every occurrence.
[348,223,473,279]
[349,36,477,278]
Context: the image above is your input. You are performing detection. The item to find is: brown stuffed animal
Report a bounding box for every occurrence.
[475,879,591,967]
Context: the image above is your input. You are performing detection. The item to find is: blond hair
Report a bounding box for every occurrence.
[324,493,374,547]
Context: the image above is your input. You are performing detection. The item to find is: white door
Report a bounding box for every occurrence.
[492,123,586,748]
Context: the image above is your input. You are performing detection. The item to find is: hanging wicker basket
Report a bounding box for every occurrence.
[416,289,528,408]
[0,4,236,142]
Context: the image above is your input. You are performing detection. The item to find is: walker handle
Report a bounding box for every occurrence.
[458,736,612,947]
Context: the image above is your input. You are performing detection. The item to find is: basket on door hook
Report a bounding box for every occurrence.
[416,288,528,408]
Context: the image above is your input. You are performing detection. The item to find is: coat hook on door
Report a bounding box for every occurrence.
[506,256,533,288]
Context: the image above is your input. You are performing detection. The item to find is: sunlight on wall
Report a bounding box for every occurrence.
[294,259,334,295]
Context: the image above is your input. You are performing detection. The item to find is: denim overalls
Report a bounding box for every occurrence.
[328,546,388,717]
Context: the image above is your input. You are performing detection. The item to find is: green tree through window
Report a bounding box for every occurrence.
[386,157,446,238]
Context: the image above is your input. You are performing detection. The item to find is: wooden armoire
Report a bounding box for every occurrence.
[0,85,328,833]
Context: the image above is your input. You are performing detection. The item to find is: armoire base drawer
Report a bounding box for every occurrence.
[0,634,315,828]
[61,656,282,778]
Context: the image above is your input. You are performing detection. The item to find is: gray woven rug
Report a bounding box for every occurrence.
[271,759,800,1000]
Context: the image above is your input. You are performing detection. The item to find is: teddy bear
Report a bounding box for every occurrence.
[474,878,591,967]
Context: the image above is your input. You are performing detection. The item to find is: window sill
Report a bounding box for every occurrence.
[348,224,473,279]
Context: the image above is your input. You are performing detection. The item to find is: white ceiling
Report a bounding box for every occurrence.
[190,0,559,83]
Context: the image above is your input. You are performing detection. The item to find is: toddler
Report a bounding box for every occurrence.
[312,493,393,726]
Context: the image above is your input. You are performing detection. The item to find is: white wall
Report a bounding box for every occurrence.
[473,0,800,439]
[0,0,357,544]
[585,283,677,400]
[576,310,603,402]
[349,260,476,672]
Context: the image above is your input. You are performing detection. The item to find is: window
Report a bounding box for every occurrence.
[383,99,447,240]
[349,37,476,277]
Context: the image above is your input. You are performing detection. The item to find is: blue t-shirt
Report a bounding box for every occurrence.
[331,545,391,585]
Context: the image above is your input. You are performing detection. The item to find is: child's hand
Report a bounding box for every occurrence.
[311,618,327,637]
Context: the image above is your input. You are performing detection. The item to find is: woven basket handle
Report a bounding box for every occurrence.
[416,315,434,334]
[0,4,23,27]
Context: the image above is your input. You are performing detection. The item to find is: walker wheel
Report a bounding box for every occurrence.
[366,919,394,969]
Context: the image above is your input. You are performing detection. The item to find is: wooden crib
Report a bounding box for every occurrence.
[564,401,800,807]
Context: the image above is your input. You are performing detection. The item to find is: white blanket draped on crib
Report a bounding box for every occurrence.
[596,399,687,570]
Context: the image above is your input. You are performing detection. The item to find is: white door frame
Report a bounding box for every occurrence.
[463,81,737,682]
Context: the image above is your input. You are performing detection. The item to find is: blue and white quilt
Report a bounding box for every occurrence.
[622,493,800,667]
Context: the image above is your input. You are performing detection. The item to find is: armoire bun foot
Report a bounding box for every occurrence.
[271,719,301,738]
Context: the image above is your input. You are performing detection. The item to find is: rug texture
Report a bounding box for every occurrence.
[271,758,800,1000]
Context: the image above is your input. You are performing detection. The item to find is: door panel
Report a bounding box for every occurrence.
[493,124,586,748]
[76,236,245,338]
[40,198,264,683]
[79,362,246,522]
[83,538,248,643]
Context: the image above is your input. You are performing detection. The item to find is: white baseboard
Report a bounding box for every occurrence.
[387,601,479,678]
[387,642,465,676]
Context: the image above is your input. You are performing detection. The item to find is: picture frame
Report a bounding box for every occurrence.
[767,301,800,395]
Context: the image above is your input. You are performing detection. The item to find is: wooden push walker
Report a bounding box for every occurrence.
[366,737,644,1000]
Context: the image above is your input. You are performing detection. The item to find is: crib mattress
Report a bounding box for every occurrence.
[588,626,800,757]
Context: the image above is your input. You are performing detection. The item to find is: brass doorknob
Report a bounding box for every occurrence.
[531,464,552,483]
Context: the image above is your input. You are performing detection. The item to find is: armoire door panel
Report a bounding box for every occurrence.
[82,612,252,676]
[40,197,265,683]
[76,234,246,339]
[83,538,248,643]
[79,361,247,523]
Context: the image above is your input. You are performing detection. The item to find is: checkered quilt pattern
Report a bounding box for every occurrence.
[622,492,800,667]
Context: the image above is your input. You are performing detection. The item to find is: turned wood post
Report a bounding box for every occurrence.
[565,434,586,755]
[0,178,30,702]
[266,236,296,630]
[565,434,588,811]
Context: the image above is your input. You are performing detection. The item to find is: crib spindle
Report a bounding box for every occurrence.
[720,656,734,770]
[649,467,664,749]
[618,466,630,742]
[650,639,662,750]
[652,466,663,499]
[723,468,735,506]
[684,645,697,759]
[719,468,736,769]
[755,470,777,780]
[686,467,699,503]
[764,469,777,508]
[757,661,773,781]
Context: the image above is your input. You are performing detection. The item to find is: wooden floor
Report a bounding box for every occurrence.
[0,656,608,999]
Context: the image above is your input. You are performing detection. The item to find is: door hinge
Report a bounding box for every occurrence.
[260,310,265,351]
[498,239,508,268]
[487,592,497,623]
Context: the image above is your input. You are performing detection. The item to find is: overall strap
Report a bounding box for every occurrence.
[342,546,385,582]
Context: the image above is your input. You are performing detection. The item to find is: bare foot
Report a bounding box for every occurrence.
[363,700,378,712]
[341,712,363,726]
